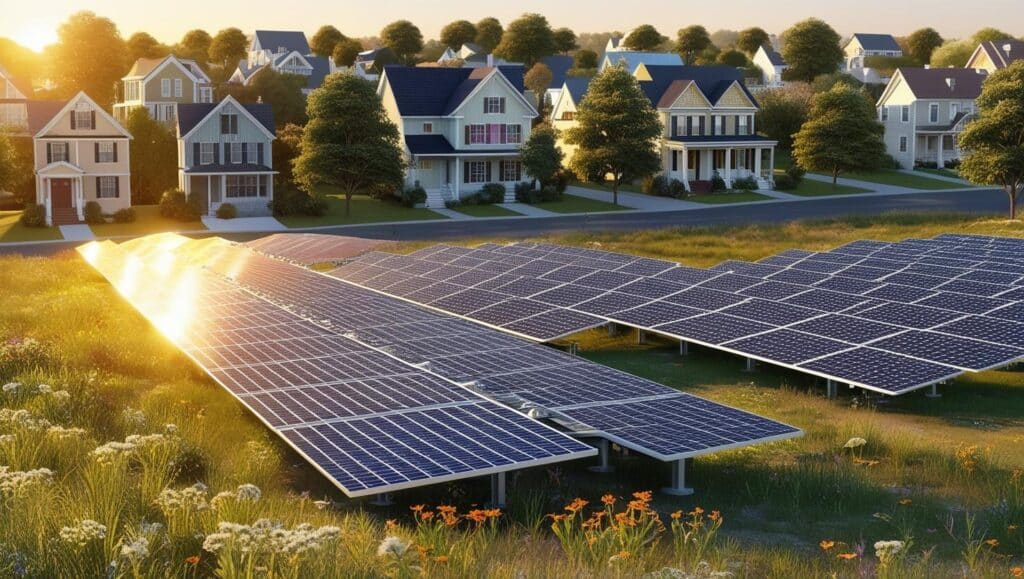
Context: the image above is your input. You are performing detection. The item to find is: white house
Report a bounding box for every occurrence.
[550,77,590,163]
[605,36,626,53]
[378,65,538,207]
[230,30,332,95]
[599,51,683,73]
[0,63,31,132]
[966,40,1024,74]
[752,46,786,89]
[843,33,903,84]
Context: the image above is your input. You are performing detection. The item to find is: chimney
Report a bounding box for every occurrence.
[1004,43,1013,57]
[946,77,956,91]
[924,64,930,69]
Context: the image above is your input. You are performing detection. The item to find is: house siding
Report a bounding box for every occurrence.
[454,76,534,149]
[183,102,272,167]
[144,66,196,103]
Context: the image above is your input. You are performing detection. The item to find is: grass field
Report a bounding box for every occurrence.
[687,191,773,204]
[837,170,963,190]
[785,179,873,197]
[277,190,446,228]
[1,213,1023,577]
[0,211,62,243]
[89,205,206,238]
[540,194,628,214]
[449,204,523,218]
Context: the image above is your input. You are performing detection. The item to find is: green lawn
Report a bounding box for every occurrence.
[784,179,873,197]
[89,205,205,238]
[687,191,772,204]
[277,191,446,228]
[917,167,964,180]
[827,169,963,190]
[450,204,522,218]
[540,193,630,213]
[0,211,63,242]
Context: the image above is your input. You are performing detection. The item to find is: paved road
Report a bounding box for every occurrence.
[1,188,1008,257]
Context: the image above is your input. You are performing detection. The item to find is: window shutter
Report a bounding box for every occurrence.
[671,116,678,137]
[463,162,469,183]
[486,162,492,182]
[241,143,248,164]
[500,124,507,144]
[113,142,118,163]
[686,116,693,136]
[711,116,716,136]
[464,125,470,145]
[213,143,220,165]
[257,143,264,165]
[94,142,100,163]
[70,112,76,130]
[114,176,119,198]
[193,143,200,165]
[672,151,678,171]
[95,177,100,196]
[500,99,505,114]
[699,117,705,136]
[220,115,226,133]
[90,111,96,129]
[46,143,52,164]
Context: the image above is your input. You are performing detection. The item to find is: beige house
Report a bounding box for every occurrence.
[966,40,1023,74]
[114,55,213,125]
[843,33,903,84]
[28,92,132,225]
[0,63,31,133]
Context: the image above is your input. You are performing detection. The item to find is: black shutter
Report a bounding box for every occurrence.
[89,111,96,129]
[672,151,678,171]
[94,142,99,163]
[257,143,264,165]
[46,143,52,164]
[220,114,227,133]
[463,162,469,183]
[95,177,100,197]
[686,116,693,136]
[114,176,119,198]
[486,162,492,182]
[113,142,118,163]
[464,125,470,145]
[671,116,678,137]
[213,143,220,165]
[711,116,716,136]
[70,113,76,130]
[500,99,505,114]
[241,143,248,164]
[193,143,201,165]
[698,117,705,136]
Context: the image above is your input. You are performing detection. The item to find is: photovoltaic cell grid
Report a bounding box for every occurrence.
[327,235,1024,395]
[244,233,388,265]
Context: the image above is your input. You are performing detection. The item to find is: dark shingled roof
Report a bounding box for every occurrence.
[304,55,332,91]
[762,47,785,66]
[176,101,275,136]
[253,30,310,55]
[541,55,575,89]
[976,39,1024,69]
[405,134,519,156]
[383,66,528,117]
[641,65,758,109]
[850,33,902,52]
[25,101,68,134]
[563,77,591,104]
[897,67,986,99]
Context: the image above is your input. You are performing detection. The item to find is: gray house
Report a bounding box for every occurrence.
[176,96,276,216]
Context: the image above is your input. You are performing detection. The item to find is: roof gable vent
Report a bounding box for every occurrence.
[946,77,956,91]
[1004,43,1014,56]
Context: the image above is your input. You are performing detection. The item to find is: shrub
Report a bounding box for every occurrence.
[915,160,938,169]
[710,171,727,192]
[540,185,562,202]
[787,164,807,184]
[400,185,427,208]
[773,174,796,190]
[112,208,136,223]
[732,176,759,191]
[158,190,201,221]
[946,158,961,169]
[215,203,237,219]
[83,201,105,225]
[552,169,571,194]
[479,183,506,204]
[515,182,541,204]
[644,175,669,196]
[668,178,688,198]
[19,203,47,227]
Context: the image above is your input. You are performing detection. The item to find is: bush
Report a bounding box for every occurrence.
[112,207,136,223]
[540,185,563,202]
[515,182,541,204]
[400,185,427,208]
[915,160,938,169]
[83,201,105,224]
[158,190,201,221]
[710,171,727,192]
[668,179,688,198]
[270,187,327,217]
[551,169,571,194]
[787,164,806,184]
[732,176,759,191]
[946,158,961,169]
[19,203,47,227]
[216,203,237,219]
[644,175,669,196]
[773,174,797,190]
[479,183,506,204]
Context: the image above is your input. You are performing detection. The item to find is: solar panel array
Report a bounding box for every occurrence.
[245,233,388,265]
[327,234,1024,395]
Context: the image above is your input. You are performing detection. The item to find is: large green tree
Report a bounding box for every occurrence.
[209,27,247,68]
[781,18,842,82]
[293,74,405,216]
[494,13,556,67]
[440,20,477,50]
[792,85,887,186]
[524,63,553,112]
[959,62,1024,218]
[675,25,711,62]
[126,32,168,62]
[474,18,504,53]
[552,28,578,54]
[0,129,24,195]
[332,38,364,67]
[310,25,345,58]
[176,29,212,66]
[905,28,944,64]
[520,126,564,187]
[736,27,770,56]
[716,49,748,67]
[273,123,304,187]
[48,11,127,107]
[623,25,667,51]
[573,49,598,70]
[565,65,662,205]
[124,108,176,204]
[250,68,308,127]
[973,27,1013,44]
[930,40,975,68]
[755,83,814,150]
[381,20,424,65]
[0,38,41,88]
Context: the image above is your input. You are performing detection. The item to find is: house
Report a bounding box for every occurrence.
[599,51,683,73]
[27,92,132,225]
[752,45,786,89]
[876,67,985,169]
[436,43,512,68]
[550,77,591,162]
[539,54,575,107]
[605,36,625,53]
[350,48,389,81]
[966,40,1024,73]
[377,65,538,207]
[0,63,31,133]
[176,96,276,217]
[114,55,213,125]
[230,30,332,94]
[843,33,903,83]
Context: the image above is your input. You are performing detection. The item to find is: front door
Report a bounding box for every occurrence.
[51,179,72,208]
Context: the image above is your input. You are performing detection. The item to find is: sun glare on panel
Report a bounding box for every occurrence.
[117,255,142,299]
[152,268,199,343]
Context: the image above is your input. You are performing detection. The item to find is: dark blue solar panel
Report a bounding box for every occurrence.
[429,288,507,314]
[855,302,965,329]
[574,270,643,290]
[403,281,463,303]
[384,276,439,297]
[447,268,502,287]
[508,259,568,277]
[502,309,606,340]
[616,277,689,299]
[915,292,1010,315]
[473,364,675,409]
[609,302,703,328]
[654,313,774,345]
[541,264,600,283]
[719,299,822,326]
[877,271,948,289]
[723,329,852,365]
[933,316,1024,348]
[531,283,607,307]
[664,286,748,310]
[614,258,678,276]
[783,288,871,312]
[814,276,884,294]
[790,259,852,274]
[956,270,1020,285]
[740,281,812,300]
[789,314,903,343]
[711,260,785,277]
[421,264,470,282]
[798,348,959,394]
[836,265,894,281]
[997,287,1024,301]
[986,302,1024,323]
[935,279,1008,297]
[492,277,564,298]
[474,273,524,291]
[903,263,969,278]
[768,268,832,284]
[698,273,765,292]
[654,266,722,285]
[869,331,1024,371]
[863,284,937,304]
[471,299,553,326]
[573,292,651,316]
[978,261,1024,275]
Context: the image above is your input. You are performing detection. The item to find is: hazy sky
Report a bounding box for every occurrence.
[4,0,1020,51]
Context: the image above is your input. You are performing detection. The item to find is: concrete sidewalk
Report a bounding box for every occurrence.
[499,203,558,216]
[565,186,705,210]
[57,224,95,241]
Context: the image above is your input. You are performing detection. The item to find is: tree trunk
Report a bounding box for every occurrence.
[612,179,619,206]
[1009,188,1017,220]
[832,169,839,188]
[345,193,352,217]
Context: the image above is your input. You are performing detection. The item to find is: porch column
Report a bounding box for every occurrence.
[45,179,52,226]
[662,147,671,177]
[266,174,273,200]
[256,174,261,198]
[769,148,775,182]
[183,173,191,199]
[680,148,690,192]
[220,175,226,216]
[936,135,944,169]
[754,147,762,180]
[724,148,733,187]
[454,157,461,199]
[75,178,84,221]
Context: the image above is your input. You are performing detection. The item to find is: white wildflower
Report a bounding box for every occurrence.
[235,484,261,502]
[210,491,235,510]
[0,434,14,444]
[874,540,905,565]
[139,521,164,536]
[90,441,136,465]
[2,382,20,394]
[36,384,52,395]
[50,390,71,403]
[47,426,87,439]
[843,437,867,449]
[155,483,210,514]
[202,531,231,553]
[0,466,54,497]
[164,423,178,434]
[120,537,150,562]
[0,408,52,431]
[59,519,107,548]
[376,535,410,558]
[122,408,146,427]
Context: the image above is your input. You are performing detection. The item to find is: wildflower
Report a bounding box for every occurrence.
[47,426,87,439]
[385,519,397,531]
[2,382,20,393]
[565,498,588,513]
[376,536,410,558]
[434,555,448,563]
[898,498,912,506]
[874,540,905,565]
[601,493,616,506]
[410,504,425,513]
[36,384,52,394]
[819,540,835,551]
[708,510,721,523]
[1012,566,1023,578]
[185,556,200,565]
[837,552,858,560]
[235,484,261,502]
[670,510,683,520]
[139,521,163,536]
[984,538,999,548]
[843,437,867,449]
[120,537,150,562]
[155,483,210,514]
[59,519,107,548]
[608,550,631,565]
[164,424,178,434]
[50,390,71,403]
[122,408,147,426]
[1008,525,1018,532]
[0,434,14,445]
[0,466,54,497]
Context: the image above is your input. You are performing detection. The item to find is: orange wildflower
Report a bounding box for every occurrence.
[985,538,999,547]
[434,555,449,564]
[708,510,721,522]
[1011,566,1023,578]
[670,510,683,520]
[410,504,425,513]
[437,505,457,514]
[632,491,652,502]
[185,556,200,565]
[819,540,835,551]
[565,498,589,513]
[385,519,398,531]
[1008,524,1019,532]
[899,498,912,506]
[837,552,858,560]
[420,511,435,522]
[601,493,616,506]
[689,506,704,516]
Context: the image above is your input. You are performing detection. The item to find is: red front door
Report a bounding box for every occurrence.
[51,179,72,208]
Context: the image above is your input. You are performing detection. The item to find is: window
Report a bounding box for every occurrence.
[950,102,959,120]
[422,122,433,134]
[500,160,521,182]
[738,115,749,136]
[881,106,889,121]
[418,159,433,170]
[49,142,69,163]
[506,124,522,144]
[200,88,213,103]
[161,78,171,97]
[483,97,505,114]
[467,124,521,144]
[713,116,723,135]
[74,109,94,130]
[226,175,259,198]
[98,141,115,163]
[466,161,489,183]
[901,106,910,123]
[560,111,574,121]
[230,142,242,164]
[174,78,182,97]
[246,142,258,164]
[899,136,908,153]
[199,143,214,165]
[97,176,118,198]
[929,103,939,123]
[468,124,487,144]
[156,104,175,122]
[220,113,238,135]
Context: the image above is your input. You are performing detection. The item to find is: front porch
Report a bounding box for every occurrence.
[35,162,86,226]
[181,170,275,217]
[409,153,522,207]
[664,137,777,192]
[915,133,960,168]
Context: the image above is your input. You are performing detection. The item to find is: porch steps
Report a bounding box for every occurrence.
[424,191,447,208]
[51,208,82,226]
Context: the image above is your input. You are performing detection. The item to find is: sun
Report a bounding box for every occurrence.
[12,21,57,52]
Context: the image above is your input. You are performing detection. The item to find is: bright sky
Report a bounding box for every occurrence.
[3,0,1020,52]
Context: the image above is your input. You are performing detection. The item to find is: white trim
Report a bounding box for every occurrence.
[123,55,206,85]
[178,95,276,141]
[446,68,539,118]
[34,92,133,139]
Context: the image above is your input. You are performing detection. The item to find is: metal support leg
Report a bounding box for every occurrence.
[638,329,646,345]
[569,342,578,356]
[925,383,942,398]
[607,323,619,337]
[369,493,394,506]
[588,438,615,473]
[743,357,756,372]
[490,472,506,507]
[679,341,689,356]
[826,380,838,400]
[661,459,694,496]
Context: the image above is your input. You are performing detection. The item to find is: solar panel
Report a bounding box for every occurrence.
[614,258,678,276]
[654,266,722,285]
[698,273,765,292]
[855,302,965,329]
[664,286,748,310]
[813,276,884,294]
[502,309,607,341]
[607,301,704,328]
[574,270,643,290]
[540,265,600,283]
[766,267,831,285]
[654,313,774,345]
[915,292,1010,315]
[935,279,1008,297]
[739,281,811,300]
[723,329,853,365]
[868,331,1024,371]
[492,277,565,298]
[471,299,554,326]
[788,314,904,343]
[530,283,608,307]
[573,292,651,316]
[863,284,938,304]
[798,348,960,394]
[429,288,507,314]
[719,299,823,326]
[933,316,1024,348]
[616,277,690,299]
[782,288,871,312]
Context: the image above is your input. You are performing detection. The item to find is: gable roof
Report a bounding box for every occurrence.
[124,55,209,84]
[759,46,786,66]
[304,56,332,91]
[0,64,32,99]
[894,67,986,99]
[25,100,67,134]
[541,55,575,89]
[176,97,275,138]
[31,92,132,138]
[253,30,310,55]
[563,77,591,104]
[600,51,683,72]
[607,36,623,50]
[849,33,902,52]
[640,65,758,109]
[125,57,165,78]
[382,65,530,117]
[973,39,1024,69]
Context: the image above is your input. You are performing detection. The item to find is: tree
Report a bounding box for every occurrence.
[209,27,247,68]
[973,27,1013,44]
[574,49,598,70]
[440,20,477,50]
[273,123,304,187]
[475,18,504,53]
[293,74,405,217]
[675,25,711,62]
[930,40,975,68]
[0,130,24,195]
[905,27,944,64]
[810,72,863,94]
[176,29,212,65]
[780,19,842,83]
[310,25,345,58]
[124,108,176,204]
[494,13,556,67]
[959,62,1024,218]
[692,45,721,66]
[0,38,42,88]
[520,126,564,187]
[792,85,887,186]
[565,65,663,205]
[736,27,770,56]
[249,68,308,127]
[756,83,814,149]
[48,11,127,107]
[332,38,364,67]
[552,28,578,54]
[709,29,739,50]
[863,55,918,76]
[623,25,667,51]
[381,20,423,65]
[716,49,748,67]
[126,32,168,62]
[524,63,553,111]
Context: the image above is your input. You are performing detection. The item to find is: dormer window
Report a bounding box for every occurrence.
[220,113,238,135]
[422,122,433,134]
[73,109,94,130]
[484,97,505,114]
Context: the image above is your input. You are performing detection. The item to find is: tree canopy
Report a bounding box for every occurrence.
[176,29,212,66]
[293,74,405,216]
[780,18,842,82]
[905,28,944,64]
[930,40,975,68]
[126,32,168,62]
[573,49,598,70]
[250,68,308,127]
[494,13,556,67]
[553,28,578,54]
[959,62,1024,218]
[564,65,663,205]
[623,25,667,51]
[736,27,770,56]
[520,126,564,187]
[209,27,247,68]
[48,11,127,107]
[310,25,345,58]
[381,20,424,65]
[716,49,748,68]
[440,20,477,51]
[792,85,887,185]
[755,83,814,150]
[332,38,364,67]
[524,63,553,110]
[0,129,24,196]
[973,27,1014,44]
[675,25,711,62]
[474,17,504,53]
[124,108,176,204]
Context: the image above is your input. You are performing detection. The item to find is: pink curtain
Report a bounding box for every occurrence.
[488,124,504,144]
